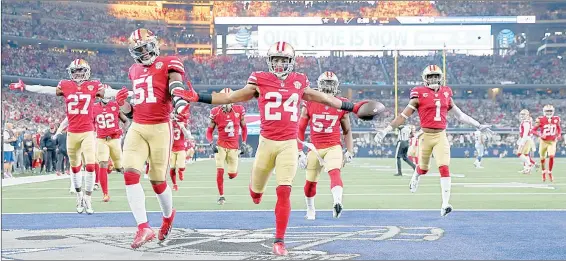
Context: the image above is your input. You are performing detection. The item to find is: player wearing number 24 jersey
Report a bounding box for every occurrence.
[113,28,193,249]
[531,105,561,182]
[297,71,354,221]
[173,41,369,256]
[374,65,493,217]
[207,88,248,205]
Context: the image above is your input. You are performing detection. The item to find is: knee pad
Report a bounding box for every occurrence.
[228,173,237,179]
[152,181,167,194]
[124,171,141,185]
[439,165,450,177]
[85,164,96,173]
[71,165,82,174]
[304,181,317,197]
[416,166,429,175]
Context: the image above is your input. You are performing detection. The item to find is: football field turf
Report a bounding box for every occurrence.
[2,158,566,260]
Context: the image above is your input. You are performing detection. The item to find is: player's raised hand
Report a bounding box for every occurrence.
[115,87,129,106]
[298,151,308,169]
[173,81,199,102]
[374,129,389,144]
[175,104,190,122]
[9,79,25,91]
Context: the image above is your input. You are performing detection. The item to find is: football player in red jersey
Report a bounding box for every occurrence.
[297,71,353,220]
[517,109,536,174]
[170,113,192,191]
[207,88,248,205]
[113,28,192,249]
[174,41,368,256]
[531,105,561,182]
[93,95,129,202]
[10,59,120,215]
[374,65,492,217]
[186,139,196,164]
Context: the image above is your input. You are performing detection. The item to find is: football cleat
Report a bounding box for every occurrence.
[93,184,100,191]
[441,204,453,217]
[75,193,84,214]
[333,203,343,219]
[305,207,316,220]
[102,194,110,202]
[217,196,226,205]
[158,209,176,241]
[131,228,155,249]
[409,171,421,193]
[272,241,289,256]
[84,197,94,215]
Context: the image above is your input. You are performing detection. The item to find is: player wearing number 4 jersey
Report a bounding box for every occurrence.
[531,105,561,182]
[9,59,122,215]
[113,28,192,249]
[298,71,354,220]
[207,88,248,205]
[374,65,493,217]
[174,41,369,256]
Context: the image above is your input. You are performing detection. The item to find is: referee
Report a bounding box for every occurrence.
[394,125,416,176]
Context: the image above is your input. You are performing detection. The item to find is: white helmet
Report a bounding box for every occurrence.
[543,105,554,118]
[316,71,340,96]
[266,41,295,78]
[422,65,443,90]
[519,109,530,121]
[219,88,233,111]
[67,59,91,83]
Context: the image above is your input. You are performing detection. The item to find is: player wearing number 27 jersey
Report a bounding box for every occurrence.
[531,105,561,182]
[374,65,493,217]
[207,88,248,205]
[173,41,369,256]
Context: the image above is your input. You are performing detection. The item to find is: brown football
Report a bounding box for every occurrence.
[356,101,386,121]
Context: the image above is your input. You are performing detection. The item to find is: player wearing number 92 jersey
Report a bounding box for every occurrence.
[373,65,492,217]
[113,28,193,249]
[172,41,369,256]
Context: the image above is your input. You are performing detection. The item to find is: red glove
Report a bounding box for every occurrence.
[9,79,25,91]
[173,81,199,102]
[175,104,190,122]
[352,100,369,114]
[115,87,129,106]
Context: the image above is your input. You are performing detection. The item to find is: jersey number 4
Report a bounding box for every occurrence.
[67,94,91,115]
[224,120,235,137]
[132,76,158,105]
[312,114,339,133]
[265,92,299,122]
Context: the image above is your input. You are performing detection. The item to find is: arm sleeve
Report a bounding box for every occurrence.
[241,124,248,143]
[206,127,214,143]
[297,116,309,150]
[25,85,58,95]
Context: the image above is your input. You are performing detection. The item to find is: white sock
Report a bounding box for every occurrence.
[440,177,451,206]
[156,185,173,218]
[305,196,315,210]
[126,183,148,225]
[331,186,343,204]
[84,171,95,192]
[69,173,75,189]
[72,171,83,190]
[519,155,530,166]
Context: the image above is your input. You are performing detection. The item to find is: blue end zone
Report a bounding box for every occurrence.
[3,210,566,260]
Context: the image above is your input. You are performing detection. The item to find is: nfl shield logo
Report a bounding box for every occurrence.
[156,62,163,69]
[325,106,329,110]
[280,82,285,87]
[423,93,428,98]
[111,107,116,111]
[443,92,449,98]
[294,81,302,89]
[235,113,240,118]
[87,85,94,91]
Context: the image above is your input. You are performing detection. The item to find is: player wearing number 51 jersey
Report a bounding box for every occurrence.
[93,98,129,202]
[113,28,193,249]
[9,59,122,215]
[207,88,248,205]
[298,71,354,220]
[173,41,369,256]
[374,65,493,217]
[531,105,561,182]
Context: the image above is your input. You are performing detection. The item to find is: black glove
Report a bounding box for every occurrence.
[212,146,218,154]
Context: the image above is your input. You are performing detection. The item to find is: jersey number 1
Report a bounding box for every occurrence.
[434,99,441,122]
[133,76,157,105]
[265,92,299,122]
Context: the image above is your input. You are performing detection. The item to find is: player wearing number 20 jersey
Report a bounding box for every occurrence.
[298,71,354,220]
[374,65,492,217]
[207,88,248,205]
[531,105,561,182]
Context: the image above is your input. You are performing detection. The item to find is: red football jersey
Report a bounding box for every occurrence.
[210,105,246,149]
[305,97,348,149]
[187,140,195,149]
[248,71,308,141]
[534,116,561,141]
[410,86,453,130]
[172,121,187,152]
[58,80,104,133]
[93,101,123,139]
[128,56,185,124]
[519,119,533,138]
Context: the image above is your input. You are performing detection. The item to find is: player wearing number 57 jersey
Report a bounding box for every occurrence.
[93,98,129,202]
[531,105,561,182]
[298,71,354,220]
[207,88,248,205]
[9,59,123,215]
[113,28,193,249]
[374,65,493,217]
[173,41,369,256]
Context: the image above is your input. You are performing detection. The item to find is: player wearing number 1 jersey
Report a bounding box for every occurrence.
[9,59,121,215]
[374,65,493,217]
[531,105,561,182]
[207,88,248,205]
[297,71,354,220]
[113,28,192,249]
[173,41,368,256]
[93,98,129,202]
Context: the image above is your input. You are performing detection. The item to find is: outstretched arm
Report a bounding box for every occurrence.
[297,107,309,150]
[449,99,480,128]
[240,116,248,143]
[174,83,258,105]
[341,113,354,154]
[206,119,216,143]
[302,87,366,113]
[55,118,69,135]
[382,98,419,133]
[10,79,62,96]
